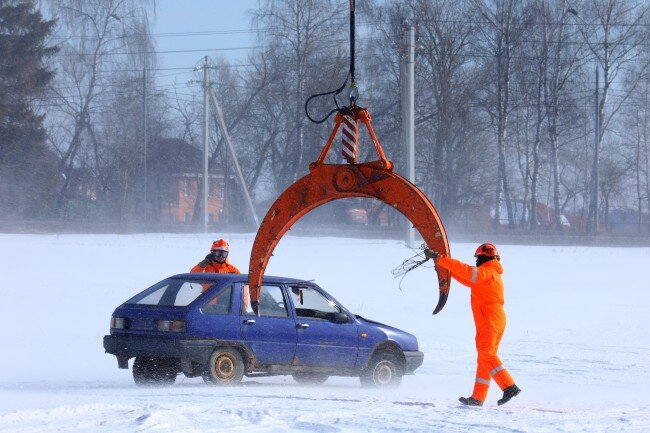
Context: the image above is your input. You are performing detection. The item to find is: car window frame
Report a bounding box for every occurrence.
[240,283,292,319]
[287,284,349,322]
[200,284,233,315]
[124,278,215,307]
[122,277,240,310]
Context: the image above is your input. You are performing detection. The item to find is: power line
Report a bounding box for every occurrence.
[62,46,260,57]
[44,15,650,42]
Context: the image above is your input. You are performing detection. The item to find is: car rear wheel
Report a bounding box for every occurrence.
[132,357,177,386]
[292,372,329,385]
[360,352,402,388]
[202,347,245,385]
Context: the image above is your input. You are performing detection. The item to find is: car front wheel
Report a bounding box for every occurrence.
[132,357,177,386]
[360,352,403,388]
[202,347,245,385]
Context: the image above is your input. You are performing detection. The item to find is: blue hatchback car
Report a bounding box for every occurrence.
[103,273,423,387]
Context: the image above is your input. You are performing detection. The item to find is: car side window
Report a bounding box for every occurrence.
[201,285,232,315]
[289,286,341,320]
[174,282,205,306]
[242,284,288,318]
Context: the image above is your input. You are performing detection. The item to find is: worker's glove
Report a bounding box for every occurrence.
[199,253,214,268]
[424,248,439,261]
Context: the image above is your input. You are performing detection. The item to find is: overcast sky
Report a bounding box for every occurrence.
[153,0,259,88]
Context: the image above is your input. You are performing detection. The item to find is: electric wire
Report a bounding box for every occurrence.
[390,244,433,292]
[304,0,357,124]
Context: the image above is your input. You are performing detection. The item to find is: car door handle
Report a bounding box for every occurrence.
[296,323,309,329]
[243,319,256,325]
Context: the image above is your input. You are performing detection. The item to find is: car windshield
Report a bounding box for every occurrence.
[124,278,215,307]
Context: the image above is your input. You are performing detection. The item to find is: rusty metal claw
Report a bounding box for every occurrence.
[248,106,451,315]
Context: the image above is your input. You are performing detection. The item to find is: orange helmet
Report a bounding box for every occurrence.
[211,239,230,252]
[474,242,499,257]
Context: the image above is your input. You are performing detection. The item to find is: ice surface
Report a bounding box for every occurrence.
[0,233,648,432]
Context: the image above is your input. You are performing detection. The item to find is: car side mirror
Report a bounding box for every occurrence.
[331,312,349,324]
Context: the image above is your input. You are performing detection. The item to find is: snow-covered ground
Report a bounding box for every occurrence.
[1,233,649,432]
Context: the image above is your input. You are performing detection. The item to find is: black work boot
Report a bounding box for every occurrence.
[459,396,483,406]
[497,385,521,406]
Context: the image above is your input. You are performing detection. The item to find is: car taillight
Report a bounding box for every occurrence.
[111,317,127,329]
[157,320,186,333]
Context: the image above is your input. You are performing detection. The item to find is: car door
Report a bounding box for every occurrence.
[288,285,359,368]
[190,283,240,341]
[239,283,297,365]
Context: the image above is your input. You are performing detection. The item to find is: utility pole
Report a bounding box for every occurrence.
[401,21,416,248]
[209,87,260,228]
[189,57,259,231]
[142,66,147,222]
[202,56,210,234]
[593,64,600,234]
[587,63,600,234]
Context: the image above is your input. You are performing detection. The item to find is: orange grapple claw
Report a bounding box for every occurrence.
[248,105,451,314]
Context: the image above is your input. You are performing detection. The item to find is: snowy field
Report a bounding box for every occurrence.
[0,232,649,432]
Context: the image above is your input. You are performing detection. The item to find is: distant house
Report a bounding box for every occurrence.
[160,173,225,223]
[149,138,229,224]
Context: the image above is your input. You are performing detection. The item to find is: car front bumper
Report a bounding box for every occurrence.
[403,351,424,374]
[103,334,217,368]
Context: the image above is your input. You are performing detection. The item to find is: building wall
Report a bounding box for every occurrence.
[161,175,224,223]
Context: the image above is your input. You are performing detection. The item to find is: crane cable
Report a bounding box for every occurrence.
[304,0,358,124]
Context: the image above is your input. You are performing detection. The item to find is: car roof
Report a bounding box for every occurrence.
[169,273,313,286]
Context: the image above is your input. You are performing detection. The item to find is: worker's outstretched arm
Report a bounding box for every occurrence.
[437,256,487,287]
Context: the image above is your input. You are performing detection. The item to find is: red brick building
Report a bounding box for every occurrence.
[161,173,225,223]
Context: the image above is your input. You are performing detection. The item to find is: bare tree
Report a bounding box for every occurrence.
[473,0,524,229]
[622,60,650,233]
[572,0,650,232]
[45,0,155,220]
[407,0,481,220]
[252,0,347,191]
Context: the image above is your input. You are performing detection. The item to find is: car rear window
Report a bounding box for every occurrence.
[125,278,215,307]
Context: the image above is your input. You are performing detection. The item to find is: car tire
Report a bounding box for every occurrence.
[132,357,177,386]
[360,352,402,388]
[202,347,245,385]
[292,372,329,385]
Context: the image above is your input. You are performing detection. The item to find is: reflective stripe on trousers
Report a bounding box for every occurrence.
[475,377,490,385]
[490,365,504,376]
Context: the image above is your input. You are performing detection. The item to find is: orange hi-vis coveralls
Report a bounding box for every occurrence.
[190,260,240,274]
[436,256,516,402]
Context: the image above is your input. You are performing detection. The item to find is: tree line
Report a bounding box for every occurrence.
[1,0,649,234]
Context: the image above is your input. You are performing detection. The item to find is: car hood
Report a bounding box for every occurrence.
[355,315,419,352]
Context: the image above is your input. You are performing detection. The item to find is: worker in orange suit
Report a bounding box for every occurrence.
[425,243,521,407]
[191,239,240,275]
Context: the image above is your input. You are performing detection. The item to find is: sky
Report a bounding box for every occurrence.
[152,0,260,89]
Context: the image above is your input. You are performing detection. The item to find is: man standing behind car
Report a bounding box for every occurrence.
[191,239,240,274]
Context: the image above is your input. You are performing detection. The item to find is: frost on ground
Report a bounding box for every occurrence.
[0,233,649,432]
